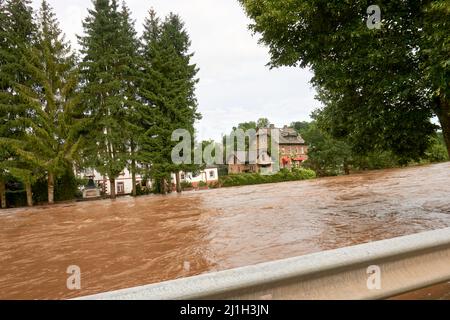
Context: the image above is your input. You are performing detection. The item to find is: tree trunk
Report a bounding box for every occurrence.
[436,97,450,158]
[48,172,54,205]
[175,171,182,193]
[110,178,116,199]
[0,180,6,209]
[160,178,167,195]
[25,182,32,207]
[131,159,137,197]
[130,140,137,197]
[102,177,107,195]
[344,159,350,175]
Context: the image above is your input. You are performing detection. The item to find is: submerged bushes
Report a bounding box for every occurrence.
[219,168,316,187]
[4,169,79,207]
[180,181,194,190]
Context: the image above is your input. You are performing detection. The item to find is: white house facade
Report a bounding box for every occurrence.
[171,166,219,188]
[78,166,219,196]
[79,168,148,196]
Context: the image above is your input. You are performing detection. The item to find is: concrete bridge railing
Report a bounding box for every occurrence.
[78,227,450,300]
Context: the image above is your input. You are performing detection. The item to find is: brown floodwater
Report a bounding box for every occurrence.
[0,162,450,299]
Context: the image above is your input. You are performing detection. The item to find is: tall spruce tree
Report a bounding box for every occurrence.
[0,0,7,208]
[118,1,141,197]
[136,9,159,191]
[162,13,201,193]
[9,0,82,204]
[0,0,36,207]
[79,0,135,199]
[139,10,201,194]
[139,9,170,194]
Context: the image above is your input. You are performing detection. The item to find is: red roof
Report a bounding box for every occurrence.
[293,156,307,161]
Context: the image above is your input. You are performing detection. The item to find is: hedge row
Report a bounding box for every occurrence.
[219,168,316,187]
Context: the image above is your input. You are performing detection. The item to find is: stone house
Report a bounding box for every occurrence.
[228,125,308,174]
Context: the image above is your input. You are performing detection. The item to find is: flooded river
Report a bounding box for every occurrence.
[1,162,449,299]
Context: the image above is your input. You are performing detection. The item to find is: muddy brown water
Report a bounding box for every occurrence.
[1,163,450,299]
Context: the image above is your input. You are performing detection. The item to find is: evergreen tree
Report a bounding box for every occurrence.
[0,0,7,208]
[139,10,201,194]
[118,1,142,197]
[78,0,134,199]
[1,0,82,205]
[162,13,201,193]
[139,9,170,194]
[0,0,36,206]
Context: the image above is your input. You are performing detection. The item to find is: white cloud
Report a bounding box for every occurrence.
[32,0,320,141]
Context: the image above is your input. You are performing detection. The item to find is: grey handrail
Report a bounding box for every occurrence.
[77,227,450,300]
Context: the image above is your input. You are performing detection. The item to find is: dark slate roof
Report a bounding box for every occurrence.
[258,127,306,145]
[279,127,305,145]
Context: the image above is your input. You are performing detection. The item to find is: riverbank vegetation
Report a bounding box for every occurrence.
[219,168,316,188]
[240,1,450,168]
[294,121,449,177]
[0,0,201,208]
[1,1,449,208]
[224,117,448,179]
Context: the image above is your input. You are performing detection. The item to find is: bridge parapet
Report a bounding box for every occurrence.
[77,227,450,300]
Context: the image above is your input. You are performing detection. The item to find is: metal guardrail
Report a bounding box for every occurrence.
[77,227,450,300]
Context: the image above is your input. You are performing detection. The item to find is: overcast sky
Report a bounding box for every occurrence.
[31,0,320,141]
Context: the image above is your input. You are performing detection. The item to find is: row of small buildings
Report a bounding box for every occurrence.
[79,126,308,196]
[79,167,220,196]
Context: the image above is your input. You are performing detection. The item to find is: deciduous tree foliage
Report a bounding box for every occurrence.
[239,0,450,160]
[294,118,447,176]
[256,118,270,129]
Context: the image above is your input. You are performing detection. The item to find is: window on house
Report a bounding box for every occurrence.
[209,171,215,178]
[181,173,185,180]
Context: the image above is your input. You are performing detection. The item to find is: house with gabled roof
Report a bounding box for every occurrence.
[227,125,308,174]
[277,126,309,169]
